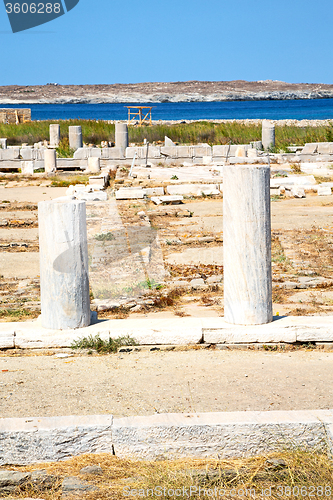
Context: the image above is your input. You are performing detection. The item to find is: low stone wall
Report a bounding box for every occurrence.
[0,409,332,464]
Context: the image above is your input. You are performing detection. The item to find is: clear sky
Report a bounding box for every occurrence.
[0,0,332,86]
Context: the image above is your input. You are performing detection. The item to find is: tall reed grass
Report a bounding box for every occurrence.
[1,120,333,150]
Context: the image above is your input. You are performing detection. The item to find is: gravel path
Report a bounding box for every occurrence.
[0,349,332,418]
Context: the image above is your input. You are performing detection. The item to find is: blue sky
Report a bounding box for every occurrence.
[0,0,332,85]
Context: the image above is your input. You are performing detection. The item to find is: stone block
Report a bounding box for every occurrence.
[165,136,175,147]
[212,145,229,157]
[1,148,20,160]
[144,187,165,196]
[0,325,15,348]
[21,161,34,176]
[115,188,145,200]
[74,148,89,160]
[317,185,332,196]
[166,184,220,197]
[191,145,212,157]
[89,175,107,188]
[160,146,179,158]
[301,143,321,154]
[20,148,35,161]
[151,195,183,205]
[0,415,112,465]
[125,147,143,159]
[235,146,247,157]
[317,143,333,155]
[112,410,333,460]
[77,191,108,202]
[101,147,125,160]
[87,158,101,174]
[0,138,7,149]
[291,186,306,198]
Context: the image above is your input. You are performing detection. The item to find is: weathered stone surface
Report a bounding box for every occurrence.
[87,157,101,173]
[151,195,183,205]
[62,476,98,493]
[317,185,332,196]
[166,184,220,197]
[144,187,164,196]
[165,136,175,147]
[44,149,56,173]
[50,124,60,148]
[115,122,128,152]
[112,410,333,459]
[262,120,275,150]
[76,191,108,202]
[115,188,145,200]
[79,465,103,475]
[0,324,15,348]
[190,278,205,289]
[69,126,83,151]
[38,200,90,330]
[21,161,34,175]
[223,165,272,325]
[291,186,306,198]
[0,415,113,465]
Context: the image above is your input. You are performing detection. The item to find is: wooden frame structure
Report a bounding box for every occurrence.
[126,106,153,126]
[0,108,31,124]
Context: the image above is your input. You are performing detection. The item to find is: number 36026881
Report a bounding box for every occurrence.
[5,3,62,14]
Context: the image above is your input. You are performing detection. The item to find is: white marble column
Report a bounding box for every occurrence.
[38,200,91,330]
[115,122,128,153]
[262,120,275,150]
[49,124,60,147]
[44,149,57,173]
[223,165,272,325]
[69,126,83,150]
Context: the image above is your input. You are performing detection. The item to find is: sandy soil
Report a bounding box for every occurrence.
[0,349,332,418]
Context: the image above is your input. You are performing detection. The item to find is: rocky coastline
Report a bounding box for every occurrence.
[0,80,333,104]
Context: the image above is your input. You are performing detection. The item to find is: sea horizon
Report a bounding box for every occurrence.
[1,98,333,122]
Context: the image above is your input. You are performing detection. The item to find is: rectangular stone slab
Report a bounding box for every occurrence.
[0,415,113,465]
[112,410,333,460]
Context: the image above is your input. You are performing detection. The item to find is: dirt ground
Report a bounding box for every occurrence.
[1,173,333,320]
[1,348,332,418]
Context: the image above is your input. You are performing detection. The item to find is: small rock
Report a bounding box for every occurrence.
[62,476,98,493]
[170,280,189,288]
[266,458,287,469]
[176,209,192,217]
[54,353,74,359]
[190,278,205,289]
[281,281,298,289]
[207,275,223,284]
[291,186,306,198]
[79,465,103,475]
[131,305,142,312]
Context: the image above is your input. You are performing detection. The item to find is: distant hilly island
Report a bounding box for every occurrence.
[1,80,333,104]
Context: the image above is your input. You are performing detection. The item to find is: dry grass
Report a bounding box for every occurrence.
[4,449,333,500]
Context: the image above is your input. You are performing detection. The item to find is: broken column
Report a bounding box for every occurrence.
[262,120,275,150]
[223,165,272,325]
[44,149,57,173]
[69,126,83,150]
[38,200,90,330]
[49,124,60,147]
[115,122,128,153]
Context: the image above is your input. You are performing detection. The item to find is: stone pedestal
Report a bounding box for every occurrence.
[49,124,60,147]
[262,120,275,150]
[38,200,91,330]
[115,122,128,153]
[44,149,57,173]
[87,157,101,173]
[21,161,34,176]
[223,165,272,325]
[69,126,83,150]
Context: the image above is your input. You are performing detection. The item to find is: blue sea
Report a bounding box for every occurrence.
[1,99,333,121]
